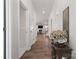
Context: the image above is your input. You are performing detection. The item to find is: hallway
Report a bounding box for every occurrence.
[5,0,76,59]
[21,34,52,59]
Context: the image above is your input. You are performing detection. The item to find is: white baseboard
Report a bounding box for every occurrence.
[27,46,31,51]
[19,48,26,58]
[19,46,31,58]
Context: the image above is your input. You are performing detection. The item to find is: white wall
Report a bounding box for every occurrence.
[19,0,37,58]
[48,0,76,58]
[9,0,20,59]
[0,0,3,59]
[7,0,37,59]
[48,12,63,36]
[69,0,76,58]
[48,0,69,36]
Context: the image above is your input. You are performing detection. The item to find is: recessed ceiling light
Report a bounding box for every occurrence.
[42,10,46,14]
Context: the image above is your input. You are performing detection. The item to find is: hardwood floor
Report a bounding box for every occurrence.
[21,34,52,59]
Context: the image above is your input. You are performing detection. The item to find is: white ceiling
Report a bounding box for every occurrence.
[31,0,55,25]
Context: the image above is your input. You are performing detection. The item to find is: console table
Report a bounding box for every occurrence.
[52,44,72,59]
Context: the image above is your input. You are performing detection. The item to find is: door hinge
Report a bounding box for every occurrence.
[3,27,6,31]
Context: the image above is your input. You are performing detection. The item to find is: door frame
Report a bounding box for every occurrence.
[4,0,12,59]
[4,0,6,59]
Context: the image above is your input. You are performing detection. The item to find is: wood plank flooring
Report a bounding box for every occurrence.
[21,34,52,59]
